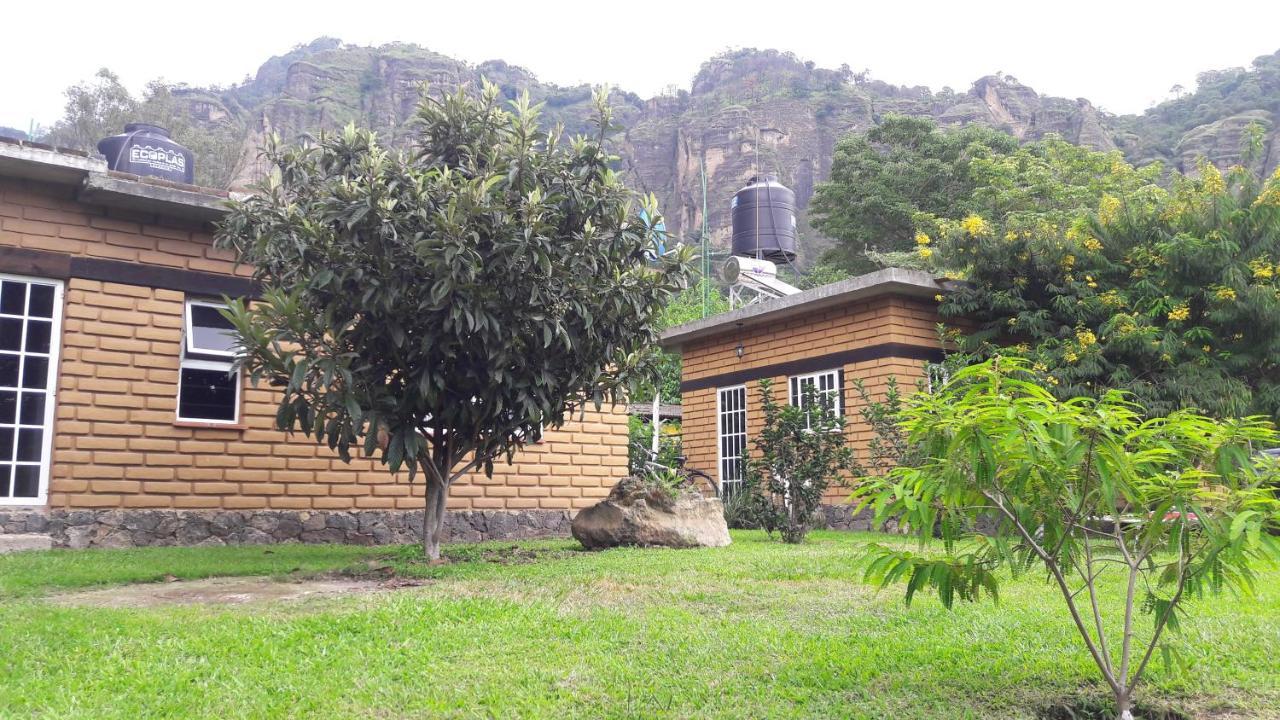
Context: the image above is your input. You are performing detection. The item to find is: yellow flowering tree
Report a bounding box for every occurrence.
[918,129,1280,418]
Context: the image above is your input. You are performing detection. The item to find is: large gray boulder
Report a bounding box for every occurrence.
[571,476,731,549]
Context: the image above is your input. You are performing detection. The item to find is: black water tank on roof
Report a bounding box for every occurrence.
[730,174,797,263]
[97,123,194,185]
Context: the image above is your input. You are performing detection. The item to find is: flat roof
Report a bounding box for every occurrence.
[659,267,945,350]
[0,137,238,224]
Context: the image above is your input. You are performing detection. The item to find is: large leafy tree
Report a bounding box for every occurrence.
[809,115,1018,273]
[918,130,1280,418]
[217,83,692,560]
[854,358,1280,720]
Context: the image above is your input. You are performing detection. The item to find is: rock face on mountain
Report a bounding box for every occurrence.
[161,40,1280,261]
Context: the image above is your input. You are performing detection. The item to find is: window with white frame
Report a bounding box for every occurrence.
[789,368,844,431]
[0,274,63,505]
[717,385,747,497]
[177,299,240,423]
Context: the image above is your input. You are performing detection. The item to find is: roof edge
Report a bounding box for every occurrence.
[659,267,944,350]
[0,139,235,223]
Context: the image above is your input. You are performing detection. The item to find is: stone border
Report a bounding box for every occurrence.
[0,509,572,549]
[815,504,883,532]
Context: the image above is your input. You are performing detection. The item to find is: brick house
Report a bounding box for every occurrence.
[0,140,627,548]
[659,269,947,527]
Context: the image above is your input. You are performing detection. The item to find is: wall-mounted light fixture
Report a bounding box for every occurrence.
[735,342,745,359]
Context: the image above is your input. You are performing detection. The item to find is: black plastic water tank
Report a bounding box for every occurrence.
[97,123,194,185]
[730,174,797,263]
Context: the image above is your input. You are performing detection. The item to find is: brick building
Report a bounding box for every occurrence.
[0,140,627,548]
[659,269,947,524]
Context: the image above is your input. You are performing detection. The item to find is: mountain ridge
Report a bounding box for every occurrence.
[40,39,1280,263]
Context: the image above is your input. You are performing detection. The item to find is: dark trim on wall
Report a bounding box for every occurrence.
[0,246,72,279]
[680,342,945,393]
[70,257,258,297]
[0,246,257,298]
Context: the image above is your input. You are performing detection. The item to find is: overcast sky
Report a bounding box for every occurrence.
[3,1,1279,131]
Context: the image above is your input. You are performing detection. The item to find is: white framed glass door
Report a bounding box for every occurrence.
[0,274,63,505]
[716,385,747,497]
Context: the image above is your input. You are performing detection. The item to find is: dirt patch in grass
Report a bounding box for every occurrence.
[49,575,426,609]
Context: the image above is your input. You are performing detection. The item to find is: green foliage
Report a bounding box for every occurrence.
[634,277,730,403]
[850,375,919,473]
[216,82,692,559]
[740,380,856,543]
[917,133,1280,418]
[626,415,682,476]
[853,357,1280,718]
[810,115,1018,273]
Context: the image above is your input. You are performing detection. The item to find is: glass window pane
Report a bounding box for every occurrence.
[0,282,25,315]
[27,284,54,318]
[0,428,12,459]
[0,355,16,389]
[13,465,38,498]
[21,357,48,389]
[0,318,21,351]
[179,367,238,421]
[0,464,10,497]
[15,428,41,462]
[18,392,44,425]
[188,304,237,355]
[0,390,14,423]
[24,320,51,354]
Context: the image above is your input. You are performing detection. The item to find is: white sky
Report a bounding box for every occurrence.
[3,1,1279,131]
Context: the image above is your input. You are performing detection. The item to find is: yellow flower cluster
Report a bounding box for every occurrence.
[917,246,933,259]
[1032,362,1048,373]
[1062,254,1076,270]
[1084,275,1098,288]
[915,232,931,246]
[1168,304,1190,322]
[1249,257,1274,280]
[1046,375,1060,386]
[1254,167,1280,208]
[1098,290,1124,307]
[1098,195,1121,225]
[933,294,944,302]
[1064,351,1079,363]
[1076,329,1097,347]
[1004,231,1019,242]
[960,214,991,237]
[1200,164,1226,195]
[1214,287,1237,302]
[1082,237,1103,252]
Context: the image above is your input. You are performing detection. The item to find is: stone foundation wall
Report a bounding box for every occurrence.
[815,504,884,532]
[0,508,572,549]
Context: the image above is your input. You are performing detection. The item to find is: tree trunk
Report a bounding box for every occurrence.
[1115,688,1133,720]
[423,476,448,561]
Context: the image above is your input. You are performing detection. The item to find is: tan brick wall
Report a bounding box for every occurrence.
[2,176,629,512]
[679,296,943,503]
[0,177,248,278]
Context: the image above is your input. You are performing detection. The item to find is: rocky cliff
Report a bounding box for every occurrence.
[160,40,1280,264]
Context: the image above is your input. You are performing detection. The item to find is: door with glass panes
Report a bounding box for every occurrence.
[0,274,62,505]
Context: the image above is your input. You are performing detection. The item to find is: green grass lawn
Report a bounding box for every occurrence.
[1,531,1277,719]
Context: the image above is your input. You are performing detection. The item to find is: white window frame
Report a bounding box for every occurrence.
[788,368,843,432]
[0,273,64,506]
[716,385,747,496]
[183,298,238,358]
[176,298,241,425]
